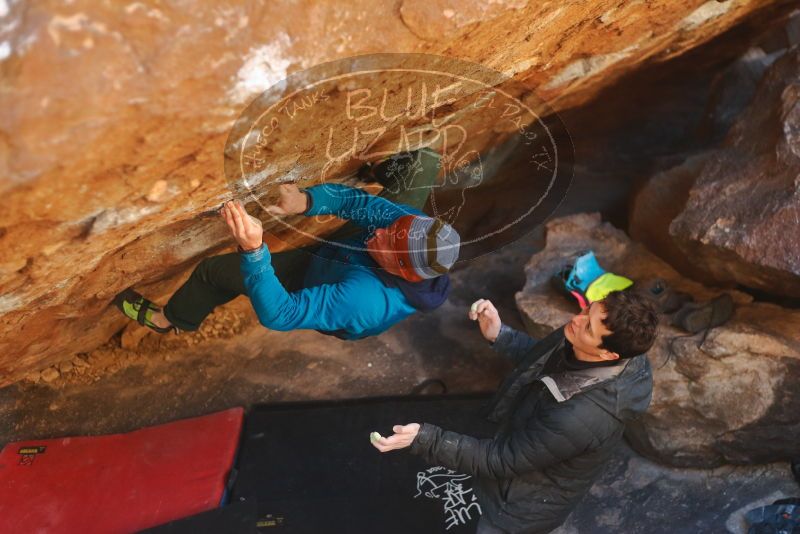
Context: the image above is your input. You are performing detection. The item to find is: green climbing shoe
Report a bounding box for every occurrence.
[112,288,175,334]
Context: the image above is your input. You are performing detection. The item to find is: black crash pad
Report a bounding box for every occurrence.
[231,395,496,534]
[140,500,259,534]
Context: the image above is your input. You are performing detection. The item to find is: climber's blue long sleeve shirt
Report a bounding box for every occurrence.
[240,184,423,339]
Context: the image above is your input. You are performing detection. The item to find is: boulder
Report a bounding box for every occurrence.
[1,0,797,384]
[698,46,784,141]
[629,153,718,285]
[668,48,800,298]
[631,13,800,295]
[516,213,800,467]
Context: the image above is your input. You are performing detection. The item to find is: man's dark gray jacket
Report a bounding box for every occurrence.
[410,325,653,533]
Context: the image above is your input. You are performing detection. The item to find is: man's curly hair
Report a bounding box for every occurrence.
[599,289,659,359]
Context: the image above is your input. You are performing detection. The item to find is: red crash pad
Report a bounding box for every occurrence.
[0,408,243,534]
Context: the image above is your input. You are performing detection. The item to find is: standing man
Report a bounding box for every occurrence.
[372,289,659,533]
[114,149,460,340]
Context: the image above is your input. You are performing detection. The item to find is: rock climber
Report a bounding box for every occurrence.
[114,148,460,340]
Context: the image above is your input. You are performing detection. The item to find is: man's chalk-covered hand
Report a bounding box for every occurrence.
[370,423,420,452]
[469,298,501,343]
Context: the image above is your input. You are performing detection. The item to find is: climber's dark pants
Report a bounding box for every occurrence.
[163,149,441,331]
[163,246,315,331]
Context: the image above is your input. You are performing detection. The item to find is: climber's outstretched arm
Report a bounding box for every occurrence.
[266,183,422,230]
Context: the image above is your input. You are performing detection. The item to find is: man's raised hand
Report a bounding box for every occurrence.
[469,298,502,343]
[370,423,420,453]
[265,184,309,216]
[221,200,263,251]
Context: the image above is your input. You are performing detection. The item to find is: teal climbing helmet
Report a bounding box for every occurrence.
[565,251,606,294]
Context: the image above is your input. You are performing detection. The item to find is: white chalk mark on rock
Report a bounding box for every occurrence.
[47,13,108,47]
[680,0,734,31]
[544,44,638,90]
[229,34,294,104]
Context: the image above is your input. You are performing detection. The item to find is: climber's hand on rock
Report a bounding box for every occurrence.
[469,299,501,343]
[222,200,263,251]
[265,184,309,216]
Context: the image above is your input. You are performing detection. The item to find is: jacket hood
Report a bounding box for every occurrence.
[543,347,653,422]
[374,270,450,311]
[598,354,653,421]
